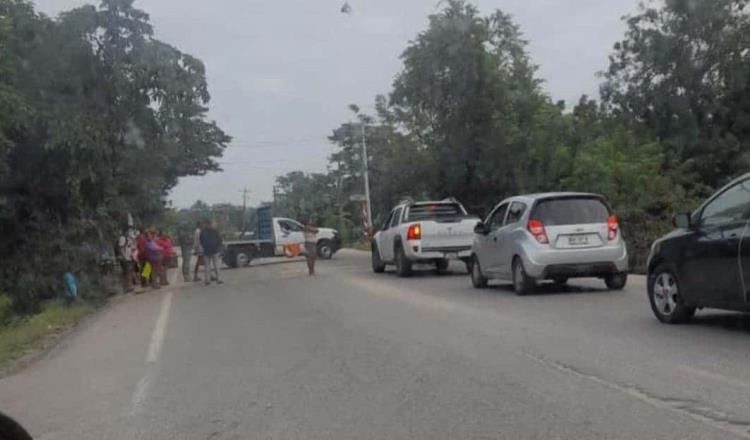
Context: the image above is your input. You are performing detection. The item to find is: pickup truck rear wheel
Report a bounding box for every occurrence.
[395,245,413,277]
[435,259,449,275]
[371,243,386,273]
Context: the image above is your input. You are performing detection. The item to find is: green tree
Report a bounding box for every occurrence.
[0,0,229,312]
[602,0,750,195]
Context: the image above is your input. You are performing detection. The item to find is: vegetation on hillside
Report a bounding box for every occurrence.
[275,0,750,270]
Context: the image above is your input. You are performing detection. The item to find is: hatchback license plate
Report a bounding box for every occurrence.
[568,235,590,245]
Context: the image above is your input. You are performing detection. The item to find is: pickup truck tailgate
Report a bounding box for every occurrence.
[418,218,478,251]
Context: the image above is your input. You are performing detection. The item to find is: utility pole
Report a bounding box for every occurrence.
[361,122,373,231]
[240,187,250,233]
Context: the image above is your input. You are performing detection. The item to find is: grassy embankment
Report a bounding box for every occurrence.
[0,296,96,371]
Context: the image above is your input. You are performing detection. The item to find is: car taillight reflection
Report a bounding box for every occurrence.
[608,215,618,241]
[407,223,422,240]
[527,219,549,244]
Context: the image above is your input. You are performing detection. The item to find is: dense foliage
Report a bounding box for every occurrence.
[275,0,750,271]
[0,0,229,312]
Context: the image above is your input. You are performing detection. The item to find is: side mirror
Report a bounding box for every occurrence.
[474,222,489,235]
[673,212,692,229]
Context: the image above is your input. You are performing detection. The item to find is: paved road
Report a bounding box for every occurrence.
[2,249,750,439]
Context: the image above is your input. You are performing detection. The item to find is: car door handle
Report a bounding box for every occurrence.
[493,236,498,242]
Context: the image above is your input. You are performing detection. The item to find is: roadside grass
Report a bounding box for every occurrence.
[0,296,95,371]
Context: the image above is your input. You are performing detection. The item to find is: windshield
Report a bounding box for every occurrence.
[532,198,610,226]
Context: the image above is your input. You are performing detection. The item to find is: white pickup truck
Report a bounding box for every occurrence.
[371,199,480,276]
[223,207,340,268]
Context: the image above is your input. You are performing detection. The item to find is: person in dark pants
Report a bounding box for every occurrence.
[192,222,204,282]
[303,218,319,276]
[199,219,224,286]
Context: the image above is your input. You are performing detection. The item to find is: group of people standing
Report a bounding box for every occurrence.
[117,227,175,292]
[116,216,318,293]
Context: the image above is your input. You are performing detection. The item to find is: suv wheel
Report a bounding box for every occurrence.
[470,256,488,288]
[648,265,696,324]
[605,272,627,290]
[371,243,386,273]
[395,245,413,277]
[512,257,535,296]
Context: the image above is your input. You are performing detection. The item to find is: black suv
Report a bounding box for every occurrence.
[647,174,750,323]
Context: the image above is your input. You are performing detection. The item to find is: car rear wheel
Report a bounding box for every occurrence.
[471,256,488,288]
[512,257,535,296]
[395,245,413,277]
[605,272,627,290]
[371,243,386,273]
[435,259,449,275]
[648,265,696,324]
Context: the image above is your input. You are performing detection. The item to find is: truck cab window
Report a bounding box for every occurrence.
[391,207,403,228]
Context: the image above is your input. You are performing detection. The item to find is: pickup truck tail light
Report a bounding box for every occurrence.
[607,215,619,241]
[527,219,549,244]
[406,223,422,240]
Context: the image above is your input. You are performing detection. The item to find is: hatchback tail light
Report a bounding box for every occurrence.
[406,223,422,240]
[527,219,549,244]
[608,215,619,241]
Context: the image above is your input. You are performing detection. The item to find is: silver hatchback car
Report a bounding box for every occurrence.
[470,193,628,294]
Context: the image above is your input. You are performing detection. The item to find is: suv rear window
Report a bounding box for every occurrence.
[406,203,464,221]
[532,197,609,226]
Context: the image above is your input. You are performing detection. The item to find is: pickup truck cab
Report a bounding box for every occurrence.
[223,207,340,268]
[371,199,479,276]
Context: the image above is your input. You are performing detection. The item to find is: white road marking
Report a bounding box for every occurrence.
[129,291,174,418]
[130,375,151,415]
[147,291,173,363]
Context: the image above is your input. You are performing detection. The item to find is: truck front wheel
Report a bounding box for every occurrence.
[317,239,334,260]
[235,250,252,267]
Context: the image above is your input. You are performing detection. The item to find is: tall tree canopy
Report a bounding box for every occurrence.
[0,0,229,311]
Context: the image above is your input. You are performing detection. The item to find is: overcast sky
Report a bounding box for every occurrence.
[33,0,638,208]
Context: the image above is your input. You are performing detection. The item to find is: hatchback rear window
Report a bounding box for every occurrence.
[532,197,609,226]
[406,203,464,221]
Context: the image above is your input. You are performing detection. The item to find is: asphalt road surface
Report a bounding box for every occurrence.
[2,249,750,440]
